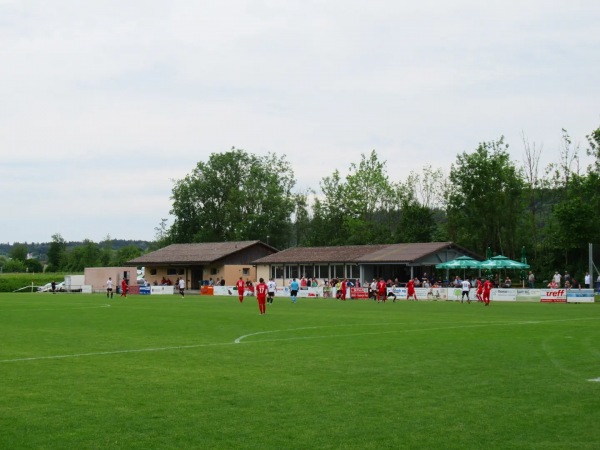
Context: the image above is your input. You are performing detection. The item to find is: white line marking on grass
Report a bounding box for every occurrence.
[589,378,600,382]
[233,317,600,344]
[2,304,112,312]
[4,317,597,364]
[0,341,234,363]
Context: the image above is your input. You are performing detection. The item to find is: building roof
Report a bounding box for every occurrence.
[356,242,459,263]
[253,242,474,265]
[253,244,389,264]
[127,241,275,265]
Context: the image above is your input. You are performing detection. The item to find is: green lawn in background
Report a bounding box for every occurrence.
[1,293,599,449]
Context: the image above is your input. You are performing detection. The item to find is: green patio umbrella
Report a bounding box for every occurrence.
[436,256,482,270]
[436,256,481,279]
[479,255,530,270]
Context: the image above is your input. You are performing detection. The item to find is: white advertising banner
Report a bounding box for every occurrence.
[492,289,517,302]
[516,289,542,302]
[566,289,595,303]
[151,286,175,295]
[540,289,567,303]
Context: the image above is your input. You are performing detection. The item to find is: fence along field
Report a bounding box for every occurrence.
[1,292,599,449]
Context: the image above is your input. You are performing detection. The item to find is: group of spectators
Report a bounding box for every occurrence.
[546,270,595,289]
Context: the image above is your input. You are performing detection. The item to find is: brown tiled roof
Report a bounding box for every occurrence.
[357,242,455,263]
[254,242,470,264]
[128,241,269,265]
[253,244,389,264]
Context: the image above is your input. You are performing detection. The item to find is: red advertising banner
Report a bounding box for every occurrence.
[350,287,370,299]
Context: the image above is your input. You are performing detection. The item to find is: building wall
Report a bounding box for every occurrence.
[84,267,137,292]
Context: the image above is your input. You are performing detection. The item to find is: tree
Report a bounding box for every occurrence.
[9,243,28,262]
[63,239,101,272]
[446,138,525,257]
[47,233,67,272]
[343,151,396,244]
[169,148,296,249]
[113,245,143,266]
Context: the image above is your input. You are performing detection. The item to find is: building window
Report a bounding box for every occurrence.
[285,265,299,279]
[167,268,177,275]
[348,264,360,279]
[271,265,284,279]
[316,265,329,279]
[242,267,250,276]
[150,268,157,275]
[331,265,344,278]
[210,268,218,275]
[300,265,314,279]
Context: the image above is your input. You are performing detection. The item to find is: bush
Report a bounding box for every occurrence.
[0,273,71,293]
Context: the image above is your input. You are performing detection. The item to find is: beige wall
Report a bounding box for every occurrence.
[220,264,257,285]
[84,267,137,292]
[140,264,258,287]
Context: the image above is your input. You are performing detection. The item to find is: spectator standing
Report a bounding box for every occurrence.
[528,271,535,288]
[584,272,591,289]
[553,271,562,287]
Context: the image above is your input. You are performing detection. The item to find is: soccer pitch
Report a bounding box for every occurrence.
[1,293,599,449]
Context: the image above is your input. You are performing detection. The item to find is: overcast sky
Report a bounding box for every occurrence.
[1,0,599,244]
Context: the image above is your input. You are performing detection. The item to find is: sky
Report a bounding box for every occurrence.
[1,0,599,244]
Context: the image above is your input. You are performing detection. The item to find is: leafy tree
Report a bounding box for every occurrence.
[47,233,67,271]
[3,259,26,273]
[149,218,172,251]
[343,151,396,244]
[24,258,44,273]
[169,148,296,249]
[63,239,101,272]
[586,125,600,172]
[99,235,113,267]
[113,245,143,266]
[9,243,28,262]
[307,170,349,246]
[446,138,525,257]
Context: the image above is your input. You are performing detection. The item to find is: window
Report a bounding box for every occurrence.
[316,265,329,279]
[348,264,360,279]
[331,265,344,278]
[242,267,250,276]
[167,268,177,275]
[285,265,299,279]
[210,267,218,275]
[300,265,314,278]
[150,268,157,275]
[271,265,284,279]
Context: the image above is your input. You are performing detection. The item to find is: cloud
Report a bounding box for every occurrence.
[1,0,599,243]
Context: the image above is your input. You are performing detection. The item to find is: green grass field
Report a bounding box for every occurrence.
[1,293,599,449]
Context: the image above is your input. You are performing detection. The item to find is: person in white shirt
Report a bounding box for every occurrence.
[461,278,471,303]
[267,278,277,304]
[178,277,185,298]
[106,277,114,298]
[553,271,562,287]
[584,272,591,289]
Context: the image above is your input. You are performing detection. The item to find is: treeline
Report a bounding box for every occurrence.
[3,126,599,282]
[164,127,600,281]
[0,238,151,273]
